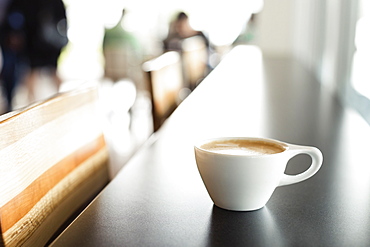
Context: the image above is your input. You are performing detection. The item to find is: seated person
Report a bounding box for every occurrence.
[163,12,209,52]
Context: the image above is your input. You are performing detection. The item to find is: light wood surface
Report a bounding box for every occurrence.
[0,87,110,246]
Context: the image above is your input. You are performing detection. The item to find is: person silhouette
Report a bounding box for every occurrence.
[21,0,68,103]
[102,9,144,87]
[1,0,68,106]
[0,0,27,111]
[163,12,209,53]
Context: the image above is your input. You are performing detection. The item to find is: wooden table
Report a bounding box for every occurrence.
[51,46,370,247]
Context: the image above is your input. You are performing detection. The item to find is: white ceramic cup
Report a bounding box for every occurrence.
[194,137,323,211]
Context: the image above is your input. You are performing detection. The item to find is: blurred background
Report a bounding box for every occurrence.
[1,0,369,175]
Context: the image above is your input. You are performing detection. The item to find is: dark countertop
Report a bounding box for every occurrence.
[51,46,370,247]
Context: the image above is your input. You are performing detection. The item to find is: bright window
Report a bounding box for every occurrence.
[351,0,370,99]
[348,0,370,124]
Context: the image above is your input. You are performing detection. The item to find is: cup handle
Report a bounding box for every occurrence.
[278,144,323,187]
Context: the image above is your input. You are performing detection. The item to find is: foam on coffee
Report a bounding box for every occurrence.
[200,139,286,156]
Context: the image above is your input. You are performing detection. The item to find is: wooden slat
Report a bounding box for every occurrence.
[0,135,106,233]
[0,88,98,147]
[0,89,103,208]
[4,146,109,247]
[0,86,110,246]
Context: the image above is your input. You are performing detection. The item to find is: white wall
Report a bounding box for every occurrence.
[293,0,327,75]
[256,0,327,63]
[255,0,295,57]
[256,0,355,95]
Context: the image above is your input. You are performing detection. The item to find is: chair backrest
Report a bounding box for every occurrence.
[181,36,208,90]
[0,86,110,246]
[143,51,184,132]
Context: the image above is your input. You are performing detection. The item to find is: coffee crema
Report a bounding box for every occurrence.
[200,139,286,156]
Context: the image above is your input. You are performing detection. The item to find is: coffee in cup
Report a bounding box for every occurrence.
[194,137,323,211]
[199,138,286,156]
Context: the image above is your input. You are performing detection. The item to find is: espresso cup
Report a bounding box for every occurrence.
[194,137,323,211]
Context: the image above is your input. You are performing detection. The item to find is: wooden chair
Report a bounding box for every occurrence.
[181,36,209,90]
[0,86,110,246]
[143,51,184,132]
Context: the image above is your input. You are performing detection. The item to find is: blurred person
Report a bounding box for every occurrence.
[163,11,212,90]
[3,0,68,104]
[0,0,27,111]
[163,12,209,53]
[103,9,144,89]
[23,0,68,102]
[0,0,10,21]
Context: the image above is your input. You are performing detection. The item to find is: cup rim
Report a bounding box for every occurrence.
[194,137,289,157]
